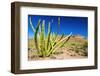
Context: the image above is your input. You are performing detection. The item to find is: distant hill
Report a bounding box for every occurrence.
[68,35,87,44]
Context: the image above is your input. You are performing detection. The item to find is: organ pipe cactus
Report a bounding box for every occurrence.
[29,17,72,57]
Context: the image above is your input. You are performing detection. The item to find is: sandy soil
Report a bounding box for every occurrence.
[28,47,87,61]
[28,35,88,61]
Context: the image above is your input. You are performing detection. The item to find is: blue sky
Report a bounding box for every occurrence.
[28,15,88,39]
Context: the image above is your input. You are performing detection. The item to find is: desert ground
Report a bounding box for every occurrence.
[28,35,88,61]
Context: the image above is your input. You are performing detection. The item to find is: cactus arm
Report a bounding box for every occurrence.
[47,32,72,56]
[34,19,41,55]
[29,17,35,33]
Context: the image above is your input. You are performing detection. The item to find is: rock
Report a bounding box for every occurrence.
[50,56,56,59]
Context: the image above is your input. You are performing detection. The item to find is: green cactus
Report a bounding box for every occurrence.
[29,17,72,57]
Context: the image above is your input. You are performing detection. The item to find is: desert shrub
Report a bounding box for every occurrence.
[82,41,88,51]
[77,41,88,56]
[70,42,87,55]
